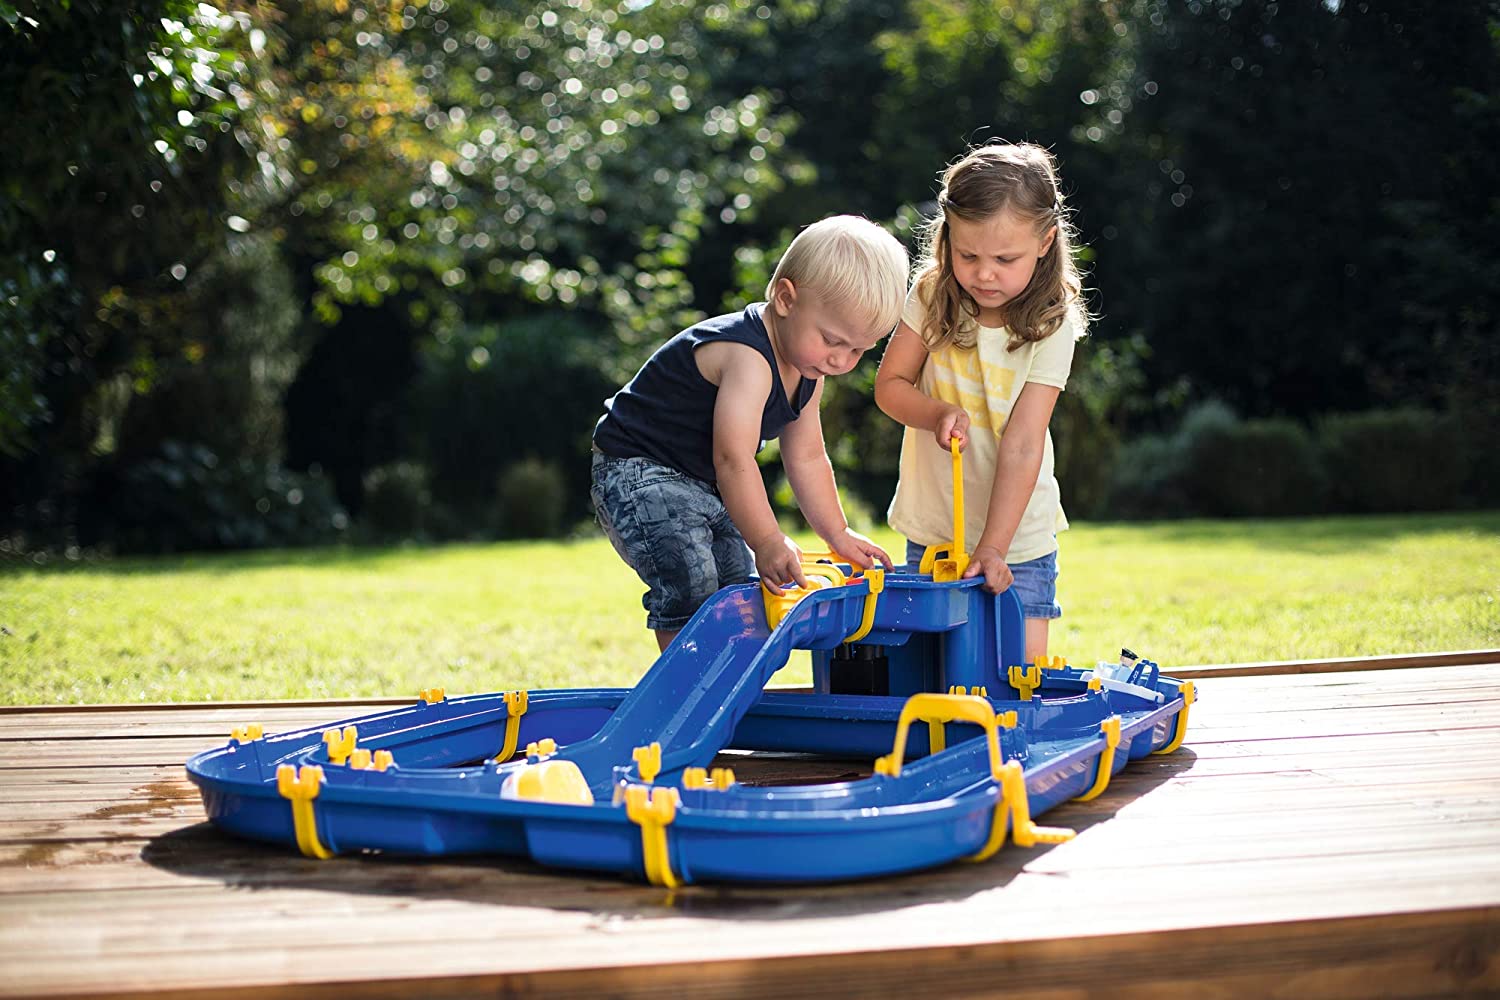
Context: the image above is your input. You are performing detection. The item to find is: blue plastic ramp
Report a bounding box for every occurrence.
[554,579,871,793]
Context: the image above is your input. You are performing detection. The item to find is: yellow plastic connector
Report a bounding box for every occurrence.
[683,766,737,790]
[322,726,357,766]
[1153,680,1197,754]
[419,687,446,704]
[1008,664,1042,700]
[494,690,529,763]
[842,568,885,644]
[276,764,335,859]
[624,784,681,887]
[1075,715,1122,802]
[967,760,1076,862]
[230,724,263,744]
[526,738,557,759]
[633,742,662,783]
[948,685,988,697]
[1087,674,1103,692]
[347,748,394,771]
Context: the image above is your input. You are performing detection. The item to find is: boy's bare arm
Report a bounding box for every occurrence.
[779,381,843,539]
[874,322,969,448]
[705,343,808,592]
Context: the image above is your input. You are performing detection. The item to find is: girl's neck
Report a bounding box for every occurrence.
[972,298,1007,329]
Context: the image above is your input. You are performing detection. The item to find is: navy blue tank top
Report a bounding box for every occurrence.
[592,304,817,485]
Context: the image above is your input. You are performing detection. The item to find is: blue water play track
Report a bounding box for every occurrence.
[186,562,1196,885]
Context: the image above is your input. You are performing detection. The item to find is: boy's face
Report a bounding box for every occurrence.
[768,280,886,380]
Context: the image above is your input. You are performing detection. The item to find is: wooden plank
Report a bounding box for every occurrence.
[2,877,1496,999]
[1170,649,1500,678]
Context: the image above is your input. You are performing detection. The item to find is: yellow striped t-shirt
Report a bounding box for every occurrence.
[886,287,1080,564]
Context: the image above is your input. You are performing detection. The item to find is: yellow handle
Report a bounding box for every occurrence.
[873,693,1003,780]
[951,436,965,556]
[919,439,971,582]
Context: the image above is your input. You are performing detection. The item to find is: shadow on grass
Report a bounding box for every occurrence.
[140,749,1195,921]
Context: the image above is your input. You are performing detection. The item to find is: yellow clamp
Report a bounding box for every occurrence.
[526,738,557,759]
[1040,655,1069,672]
[841,568,885,644]
[948,685,988,697]
[1008,663,1042,700]
[1153,680,1196,755]
[322,725,358,766]
[347,748,394,772]
[419,687,446,704]
[276,764,335,859]
[1087,674,1103,692]
[967,760,1076,862]
[633,742,662,783]
[1075,715,1122,802]
[683,766,737,790]
[624,784,682,888]
[494,690,529,763]
[920,438,971,582]
[230,724,263,744]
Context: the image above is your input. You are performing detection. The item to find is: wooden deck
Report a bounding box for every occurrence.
[2,658,1498,999]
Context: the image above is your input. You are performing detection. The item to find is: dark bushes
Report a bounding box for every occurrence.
[1104,402,1474,519]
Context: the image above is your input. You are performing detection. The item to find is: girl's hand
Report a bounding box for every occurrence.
[935,405,970,451]
[829,528,893,571]
[962,544,1013,594]
[752,533,807,595]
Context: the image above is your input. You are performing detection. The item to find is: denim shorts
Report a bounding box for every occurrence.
[904,539,1062,620]
[591,452,755,631]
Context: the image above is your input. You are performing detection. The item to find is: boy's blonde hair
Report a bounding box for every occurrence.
[766,215,909,339]
[915,142,1089,352]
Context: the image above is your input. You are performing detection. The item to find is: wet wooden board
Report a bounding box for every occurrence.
[1,661,1498,999]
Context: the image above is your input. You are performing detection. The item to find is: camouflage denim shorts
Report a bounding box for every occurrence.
[590,452,754,631]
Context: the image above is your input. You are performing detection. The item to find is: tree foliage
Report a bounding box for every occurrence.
[2,0,1496,553]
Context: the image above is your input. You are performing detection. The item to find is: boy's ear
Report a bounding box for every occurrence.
[771,277,797,315]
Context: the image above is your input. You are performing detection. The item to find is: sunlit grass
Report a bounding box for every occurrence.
[1,512,1496,705]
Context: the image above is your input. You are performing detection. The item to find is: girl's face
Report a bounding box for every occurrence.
[947,210,1056,328]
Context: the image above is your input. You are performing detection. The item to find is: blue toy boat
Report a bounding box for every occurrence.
[186,562,1196,885]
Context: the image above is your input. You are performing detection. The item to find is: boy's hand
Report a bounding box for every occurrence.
[935,405,970,451]
[752,532,808,595]
[829,528,893,572]
[961,544,1013,594]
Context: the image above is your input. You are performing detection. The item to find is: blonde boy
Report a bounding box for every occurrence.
[591,215,908,650]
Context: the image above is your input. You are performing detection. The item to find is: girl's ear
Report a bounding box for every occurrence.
[1038,225,1058,259]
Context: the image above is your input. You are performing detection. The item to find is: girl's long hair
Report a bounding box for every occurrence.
[913,142,1089,352]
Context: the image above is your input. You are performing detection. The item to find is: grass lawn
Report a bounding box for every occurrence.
[2,512,1496,705]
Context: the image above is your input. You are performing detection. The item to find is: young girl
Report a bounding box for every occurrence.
[874,142,1089,663]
